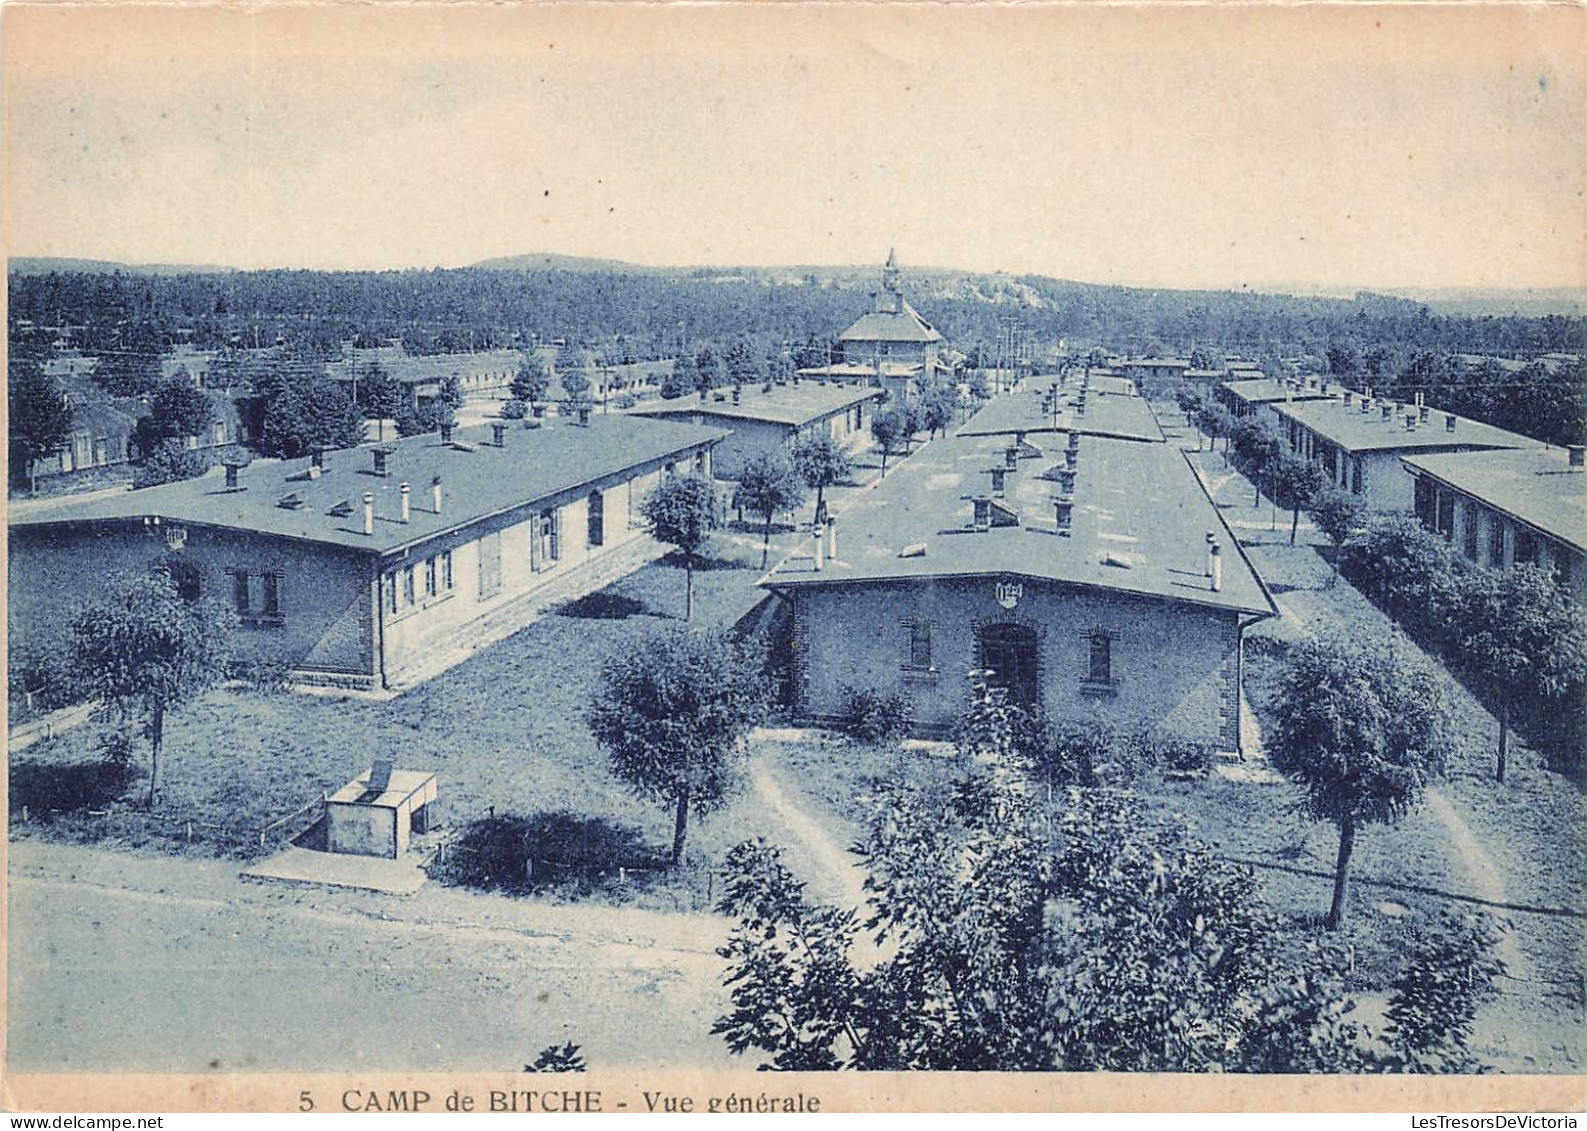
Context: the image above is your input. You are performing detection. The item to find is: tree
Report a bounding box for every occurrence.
[394,399,454,438]
[9,357,74,492]
[695,346,723,391]
[1307,486,1366,586]
[1267,632,1450,929]
[1456,565,1587,784]
[559,364,592,409]
[1266,453,1327,545]
[354,362,404,441]
[918,383,957,439]
[640,472,721,621]
[437,374,464,411]
[789,431,853,526]
[1230,416,1283,506]
[70,568,235,807]
[733,451,808,569]
[133,438,211,488]
[713,674,1493,1070]
[134,378,216,453]
[1337,511,1460,640]
[870,409,908,476]
[253,372,366,458]
[586,625,768,864]
[511,355,550,404]
[966,369,990,402]
[660,355,696,400]
[725,340,761,388]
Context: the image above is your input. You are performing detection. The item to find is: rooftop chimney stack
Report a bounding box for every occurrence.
[827,516,837,560]
[990,468,1007,497]
[1205,531,1216,576]
[440,422,454,444]
[1210,540,1223,592]
[1445,413,1457,433]
[1570,445,1585,470]
[732,385,741,405]
[223,462,242,491]
[1405,413,1416,431]
[1419,404,1430,423]
[1343,390,1353,407]
[577,404,591,426]
[1381,403,1393,422]
[399,482,411,523]
[1361,398,1372,414]
[1054,497,1073,533]
[372,449,389,477]
[973,497,991,531]
[492,422,507,447]
[362,492,375,536]
[813,526,825,571]
[311,447,326,471]
[1005,446,1019,470]
[1057,467,1076,494]
[431,474,442,513]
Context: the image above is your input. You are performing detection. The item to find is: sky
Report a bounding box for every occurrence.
[4,4,1585,293]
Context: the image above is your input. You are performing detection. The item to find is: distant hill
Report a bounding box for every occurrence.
[8,256,234,276]
[470,252,673,275]
[1376,286,1587,319]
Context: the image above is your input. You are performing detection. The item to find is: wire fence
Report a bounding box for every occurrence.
[15,789,328,854]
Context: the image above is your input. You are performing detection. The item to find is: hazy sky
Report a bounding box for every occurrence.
[5,4,1584,292]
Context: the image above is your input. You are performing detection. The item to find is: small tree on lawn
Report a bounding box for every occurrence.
[70,568,235,808]
[134,377,216,454]
[355,363,404,442]
[790,431,853,527]
[1456,564,1587,784]
[870,409,908,477]
[1308,486,1367,587]
[586,625,769,864]
[733,451,808,569]
[1268,632,1449,930]
[511,355,550,405]
[919,383,957,439]
[1267,452,1328,545]
[1231,417,1283,506]
[640,472,721,621]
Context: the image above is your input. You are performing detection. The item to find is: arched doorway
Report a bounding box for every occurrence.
[979,622,1039,709]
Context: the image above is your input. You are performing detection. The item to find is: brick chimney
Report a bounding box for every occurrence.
[440,421,454,444]
[990,468,1007,497]
[972,497,991,531]
[1569,445,1585,470]
[431,474,443,513]
[492,422,507,447]
[1343,390,1353,407]
[311,446,327,472]
[1360,398,1372,414]
[1445,413,1457,433]
[1381,403,1393,422]
[399,482,411,523]
[577,404,591,426]
[1004,446,1019,470]
[372,448,390,477]
[1054,497,1073,532]
[362,492,375,536]
[1419,404,1430,423]
[1057,467,1076,494]
[1405,413,1416,432]
[732,385,741,405]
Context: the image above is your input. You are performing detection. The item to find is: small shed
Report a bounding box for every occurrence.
[325,762,438,859]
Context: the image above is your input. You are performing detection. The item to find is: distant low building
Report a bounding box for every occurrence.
[760,430,1275,750]
[327,346,524,407]
[629,382,882,478]
[1271,395,1536,510]
[10,415,726,690]
[1403,445,1587,606]
[1115,358,1190,399]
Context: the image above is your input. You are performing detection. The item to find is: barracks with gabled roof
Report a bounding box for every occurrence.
[958,371,1165,445]
[9,415,726,691]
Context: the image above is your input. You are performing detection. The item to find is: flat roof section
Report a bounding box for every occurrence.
[9,416,728,554]
[1402,448,1587,553]
[1272,397,1537,455]
[630,382,883,428]
[762,430,1274,618]
[1223,378,1340,407]
[959,380,1164,444]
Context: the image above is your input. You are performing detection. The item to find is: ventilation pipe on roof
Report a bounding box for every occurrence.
[1420,404,1430,423]
[1054,497,1073,533]
[431,475,442,513]
[699,388,708,402]
[399,482,411,523]
[1405,413,1417,432]
[1381,403,1394,422]
[732,385,741,405]
[223,462,243,491]
[1057,467,1076,494]
[492,422,507,447]
[990,468,1007,497]
[1569,445,1585,470]
[1361,398,1372,414]
[1205,531,1216,577]
[1004,446,1019,470]
[1210,540,1223,592]
[1342,390,1353,407]
[1445,413,1457,433]
[827,516,837,560]
[362,492,375,536]
[813,525,825,571]
[972,497,992,531]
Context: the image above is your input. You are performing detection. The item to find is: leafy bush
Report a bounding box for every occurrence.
[838,686,913,744]
[231,655,295,695]
[498,397,528,419]
[1156,735,1217,776]
[1338,511,1461,643]
[1383,913,1504,1072]
[95,727,137,769]
[8,641,85,716]
[613,393,638,410]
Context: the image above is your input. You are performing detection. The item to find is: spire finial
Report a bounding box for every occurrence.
[882,248,900,292]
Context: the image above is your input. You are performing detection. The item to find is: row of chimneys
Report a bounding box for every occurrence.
[357,474,445,535]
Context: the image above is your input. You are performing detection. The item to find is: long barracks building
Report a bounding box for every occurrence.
[9,415,725,691]
[760,425,1276,751]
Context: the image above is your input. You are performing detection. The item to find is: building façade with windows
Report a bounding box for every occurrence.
[9,415,725,691]
[758,427,1276,751]
[1403,444,1587,606]
[627,381,882,479]
[1269,394,1536,512]
[797,251,945,403]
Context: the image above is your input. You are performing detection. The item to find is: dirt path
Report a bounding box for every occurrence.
[749,756,869,912]
[1422,789,1533,979]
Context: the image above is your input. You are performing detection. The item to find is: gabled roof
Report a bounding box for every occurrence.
[1402,448,1587,553]
[761,431,1274,618]
[630,383,881,428]
[11,416,727,555]
[1222,378,1339,406]
[839,299,943,345]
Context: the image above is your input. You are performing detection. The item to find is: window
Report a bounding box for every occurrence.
[230,568,284,624]
[1087,631,1112,685]
[906,620,932,669]
[1489,516,1506,566]
[479,531,503,599]
[1515,528,1538,566]
[1463,501,1480,561]
[402,566,416,607]
[424,557,438,598]
[1436,489,1455,540]
[1351,458,1363,495]
[384,574,398,615]
[262,572,281,617]
[441,550,454,590]
[1413,475,1436,528]
[587,490,605,549]
[167,560,202,602]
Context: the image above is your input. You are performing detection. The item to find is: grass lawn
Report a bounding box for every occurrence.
[9,549,784,913]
